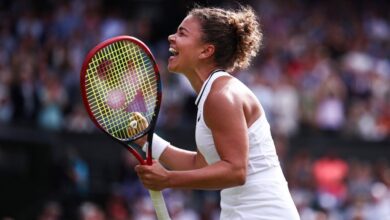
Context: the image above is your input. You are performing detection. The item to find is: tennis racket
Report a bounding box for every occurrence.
[80,35,170,220]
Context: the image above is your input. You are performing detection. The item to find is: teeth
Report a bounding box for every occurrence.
[169,48,178,55]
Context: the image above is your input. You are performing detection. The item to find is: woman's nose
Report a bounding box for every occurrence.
[168,34,175,42]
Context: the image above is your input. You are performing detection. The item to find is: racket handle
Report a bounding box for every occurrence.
[148,190,171,220]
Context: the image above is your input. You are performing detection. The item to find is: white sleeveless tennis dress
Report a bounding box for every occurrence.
[195,70,300,220]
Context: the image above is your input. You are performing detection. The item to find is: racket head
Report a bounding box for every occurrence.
[80,36,162,145]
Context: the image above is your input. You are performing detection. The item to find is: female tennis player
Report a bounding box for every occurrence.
[135,5,300,219]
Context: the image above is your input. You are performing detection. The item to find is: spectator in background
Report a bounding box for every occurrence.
[38,74,68,130]
[314,72,347,134]
[63,147,90,197]
[65,104,95,133]
[247,71,274,123]
[80,202,106,220]
[167,190,200,220]
[312,154,349,212]
[37,201,63,220]
[272,75,300,137]
[105,192,130,220]
[0,65,13,123]
[10,63,40,125]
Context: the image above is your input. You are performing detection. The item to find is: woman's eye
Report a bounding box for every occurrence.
[178,31,185,37]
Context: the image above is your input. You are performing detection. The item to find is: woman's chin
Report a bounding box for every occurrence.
[167,63,178,73]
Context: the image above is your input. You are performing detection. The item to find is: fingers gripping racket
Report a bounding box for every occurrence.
[80,36,170,220]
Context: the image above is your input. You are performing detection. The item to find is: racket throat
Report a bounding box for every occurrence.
[125,145,145,165]
[146,134,154,165]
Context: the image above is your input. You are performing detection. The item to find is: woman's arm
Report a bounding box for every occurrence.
[159,146,208,170]
[134,116,208,170]
[136,79,249,190]
[167,79,249,189]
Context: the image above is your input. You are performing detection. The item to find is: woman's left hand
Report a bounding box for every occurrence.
[135,160,170,191]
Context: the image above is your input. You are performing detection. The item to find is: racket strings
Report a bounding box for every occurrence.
[85,40,158,140]
[92,44,152,137]
[125,45,157,118]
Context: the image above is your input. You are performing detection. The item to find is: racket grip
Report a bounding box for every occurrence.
[148,190,171,220]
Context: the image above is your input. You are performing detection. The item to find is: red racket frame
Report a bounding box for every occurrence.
[80,36,162,166]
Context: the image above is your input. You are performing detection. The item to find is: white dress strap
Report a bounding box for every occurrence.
[195,69,229,107]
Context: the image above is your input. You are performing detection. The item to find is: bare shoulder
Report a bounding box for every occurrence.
[206,75,257,108]
[204,76,261,129]
[206,76,241,109]
[203,76,245,128]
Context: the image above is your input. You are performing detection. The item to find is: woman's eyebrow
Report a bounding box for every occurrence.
[178,26,189,33]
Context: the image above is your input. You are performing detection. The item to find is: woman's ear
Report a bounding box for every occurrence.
[199,44,215,59]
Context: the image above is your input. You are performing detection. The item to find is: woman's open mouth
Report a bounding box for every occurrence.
[169,47,179,57]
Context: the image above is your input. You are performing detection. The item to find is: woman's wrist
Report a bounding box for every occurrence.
[142,134,170,160]
[164,170,173,189]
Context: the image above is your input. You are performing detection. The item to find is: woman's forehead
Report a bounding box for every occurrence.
[179,15,202,33]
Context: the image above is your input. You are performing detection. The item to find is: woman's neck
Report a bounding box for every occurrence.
[185,65,221,94]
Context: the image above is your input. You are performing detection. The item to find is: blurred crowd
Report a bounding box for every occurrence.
[0,0,390,219]
[0,0,389,140]
[31,149,390,220]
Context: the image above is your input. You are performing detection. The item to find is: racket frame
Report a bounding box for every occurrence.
[80,35,162,166]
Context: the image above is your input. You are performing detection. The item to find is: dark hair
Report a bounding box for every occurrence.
[189,5,262,72]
